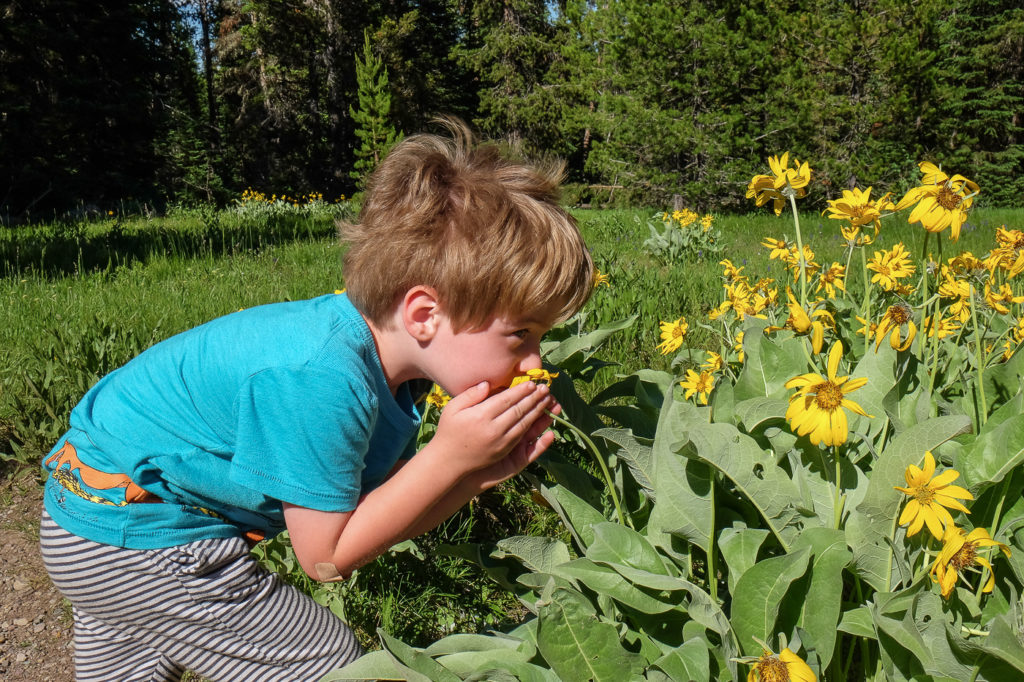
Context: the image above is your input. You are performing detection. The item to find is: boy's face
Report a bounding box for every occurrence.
[428,308,556,397]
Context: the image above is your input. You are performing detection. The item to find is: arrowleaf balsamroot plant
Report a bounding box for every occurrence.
[326,155,1023,681]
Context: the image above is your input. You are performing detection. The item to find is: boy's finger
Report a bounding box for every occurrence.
[446,381,490,410]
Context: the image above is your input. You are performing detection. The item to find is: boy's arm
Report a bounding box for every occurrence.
[283,380,556,580]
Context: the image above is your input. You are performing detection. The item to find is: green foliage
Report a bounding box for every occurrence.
[642,210,723,264]
[349,29,402,190]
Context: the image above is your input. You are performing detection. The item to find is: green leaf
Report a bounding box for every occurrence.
[846,414,973,591]
[318,650,406,681]
[535,586,645,681]
[493,536,572,574]
[650,639,711,682]
[435,651,558,682]
[957,412,1024,494]
[733,321,806,401]
[718,527,770,594]
[837,607,876,639]
[849,337,898,440]
[981,613,1024,673]
[733,396,787,432]
[731,547,811,656]
[533,477,604,550]
[422,633,526,657]
[594,427,655,498]
[647,396,713,553]
[543,315,637,368]
[792,528,853,670]
[377,629,462,682]
[676,402,803,551]
[551,558,675,614]
[587,522,670,575]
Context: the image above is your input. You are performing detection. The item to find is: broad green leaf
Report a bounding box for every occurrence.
[872,590,975,681]
[594,427,655,498]
[543,315,637,367]
[422,633,525,657]
[731,547,811,656]
[648,395,713,553]
[435,651,558,682]
[587,522,670,575]
[837,607,876,639]
[733,396,787,432]
[534,478,604,550]
[535,586,645,681]
[981,613,1024,673]
[718,527,769,594]
[493,536,572,574]
[792,528,853,670]
[650,639,711,682]
[850,338,898,440]
[318,650,405,681]
[733,321,806,401]
[847,415,973,591]
[957,412,1024,494]
[551,558,675,614]
[377,629,461,682]
[676,402,802,550]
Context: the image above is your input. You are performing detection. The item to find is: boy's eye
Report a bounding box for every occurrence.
[512,329,530,340]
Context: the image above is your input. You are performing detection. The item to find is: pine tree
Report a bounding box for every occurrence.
[349,29,401,190]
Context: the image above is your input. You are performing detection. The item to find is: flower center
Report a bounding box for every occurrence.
[936,185,963,211]
[889,303,912,324]
[813,381,844,411]
[951,541,978,570]
[755,653,790,682]
[911,484,935,504]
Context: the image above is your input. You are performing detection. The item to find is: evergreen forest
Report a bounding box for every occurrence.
[2,0,1022,219]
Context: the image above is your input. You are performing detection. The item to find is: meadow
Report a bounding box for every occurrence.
[3,184,1023,680]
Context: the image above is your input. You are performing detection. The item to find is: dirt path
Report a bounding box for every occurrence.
[0,468,73,681]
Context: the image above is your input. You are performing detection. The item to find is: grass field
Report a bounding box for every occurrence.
[2,203,1022,649]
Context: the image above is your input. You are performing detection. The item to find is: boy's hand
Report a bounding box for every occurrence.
[432,380,557,483]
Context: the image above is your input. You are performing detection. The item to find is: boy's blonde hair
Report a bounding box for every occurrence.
[340,118,594,331]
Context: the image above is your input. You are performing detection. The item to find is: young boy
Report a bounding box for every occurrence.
[39,118,594,681]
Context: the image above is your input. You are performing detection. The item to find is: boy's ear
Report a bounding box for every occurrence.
[401,286,442,342]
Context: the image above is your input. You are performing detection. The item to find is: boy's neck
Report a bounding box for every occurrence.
[362,313,417,395]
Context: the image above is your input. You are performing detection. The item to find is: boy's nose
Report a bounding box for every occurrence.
[517,347,542,374]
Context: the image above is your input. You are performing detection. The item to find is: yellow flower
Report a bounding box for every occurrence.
[983,282,1024,315]
[734,331,746,363]
[762,237,791,261]
[702,351,724,373]
[334,288,346,294]
[785,244,820,282]
[816,263,846,298]
[425,384,451,408]
[701,214,714,231]
[894,451,973,539]
[867,243,916,291]
[672,209,685,222]
[592,270,611,288]
[986,227,1024,278]
[510,369,559,386]
[923,313,959,339]
[679,369,716,405]
[746,152,812,215]
[720,258,746,280]
[747,646,816,682]
[785,341,870,447]
[657,317,688,354]
[767,288,833,354]
[875,302,917,351]
[930,526,1011,599]
[824,186,894,243]
[895,162,980,240]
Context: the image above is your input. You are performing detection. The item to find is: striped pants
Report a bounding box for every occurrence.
[39,510,362,681]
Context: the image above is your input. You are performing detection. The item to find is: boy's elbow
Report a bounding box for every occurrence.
[311,561,350,583]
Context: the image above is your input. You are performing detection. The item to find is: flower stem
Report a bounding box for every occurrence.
[789,193,808,308]
[833,448,845,530]
[860,247,871,355]
[969,284,988,427]
[546,410,631,528]
[926,238,943,416]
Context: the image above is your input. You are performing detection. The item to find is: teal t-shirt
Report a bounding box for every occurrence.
[42,293,421,549]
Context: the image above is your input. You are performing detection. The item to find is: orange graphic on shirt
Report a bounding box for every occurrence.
[45,441,157,503]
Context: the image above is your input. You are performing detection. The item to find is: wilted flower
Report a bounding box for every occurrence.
[656,317,689,354]
[876,302,917,351]
[895,162,980,241]
[930,526,1011,599]
[680,369,716,405]
[895,451,973,540]
[785,341,870,447]
[510,369,559,386]
[592,270,611,288]
[767,288,834,354]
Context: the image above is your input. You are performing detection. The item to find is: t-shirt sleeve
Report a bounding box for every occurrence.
[230,364,375,512]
